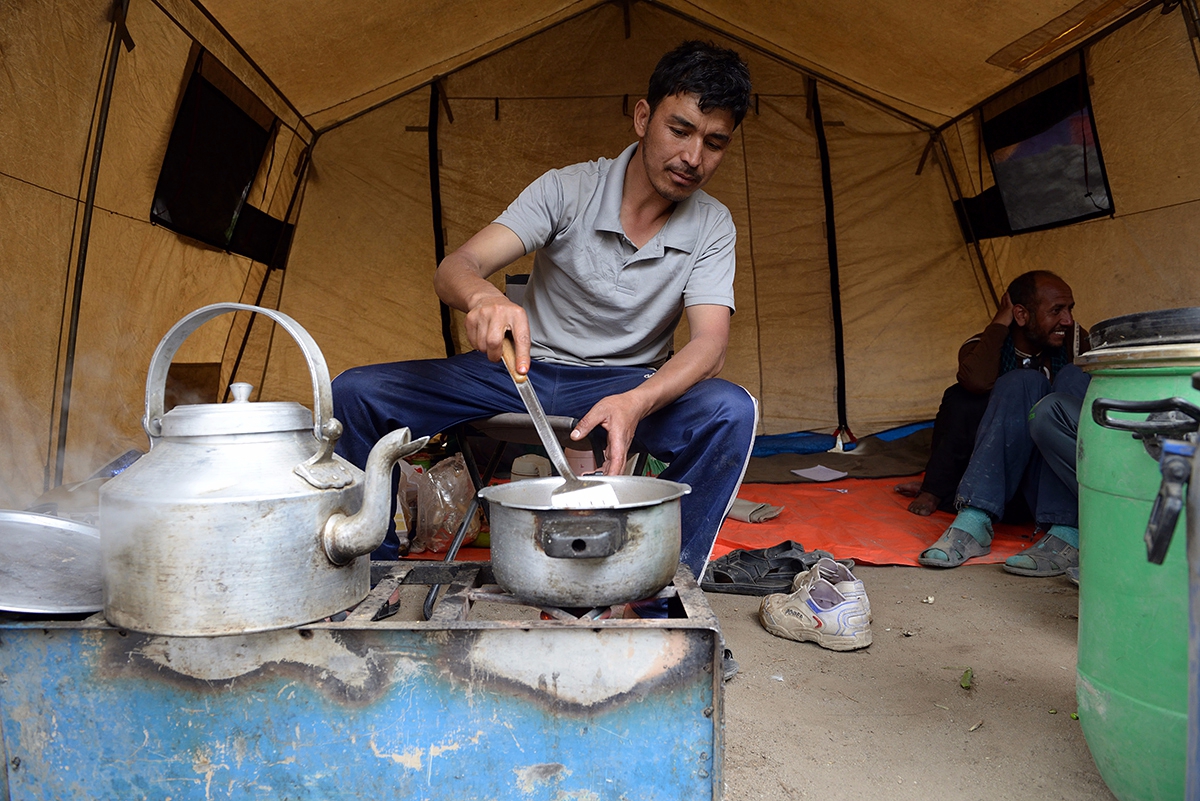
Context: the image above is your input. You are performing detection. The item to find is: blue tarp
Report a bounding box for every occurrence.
[751,421,933,458]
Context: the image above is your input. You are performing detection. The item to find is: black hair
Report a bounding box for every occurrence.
[647,40,752,128]
[1007,270,1064,309]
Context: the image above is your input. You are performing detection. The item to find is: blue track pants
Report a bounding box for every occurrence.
[331,352,759,578]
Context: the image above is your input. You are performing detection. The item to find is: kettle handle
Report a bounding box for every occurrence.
[143,303,335,448]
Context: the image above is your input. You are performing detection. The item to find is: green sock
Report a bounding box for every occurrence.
[951,506,994,546]
[1047,524,1079,549]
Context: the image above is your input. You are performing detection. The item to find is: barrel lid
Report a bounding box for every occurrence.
[1089,307,1200,351]
[159,382,311,437]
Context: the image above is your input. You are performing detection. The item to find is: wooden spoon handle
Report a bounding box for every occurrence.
[500,334,527,384]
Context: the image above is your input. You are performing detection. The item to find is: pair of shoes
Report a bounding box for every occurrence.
[1003,532,1078,577]
[700,540,810,595]
[791,557,870,621]
[918,527,990,568]
[759,577,871,651]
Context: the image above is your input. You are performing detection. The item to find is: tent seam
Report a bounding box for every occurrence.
[644,0,940,130]
[154,0,315,139]
[309,0,609,134]
[737,122,763,430]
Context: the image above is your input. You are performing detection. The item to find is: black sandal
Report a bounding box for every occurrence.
[701,546,809,595]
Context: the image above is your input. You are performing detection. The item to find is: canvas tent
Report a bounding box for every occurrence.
[5,0,1200,510]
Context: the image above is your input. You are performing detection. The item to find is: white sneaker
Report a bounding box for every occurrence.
[759,577,872,651]
[791,557,870,620]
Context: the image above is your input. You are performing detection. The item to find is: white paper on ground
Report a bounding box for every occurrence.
[791,465,848,482]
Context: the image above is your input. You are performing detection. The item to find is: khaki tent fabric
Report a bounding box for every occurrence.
[1,0,308,508]
[939,8,1200,323]
[6,0,1200,511]
[1,1,110,508]
[263,92,441,398]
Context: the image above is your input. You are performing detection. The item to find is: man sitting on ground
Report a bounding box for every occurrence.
[914,270,1090,576]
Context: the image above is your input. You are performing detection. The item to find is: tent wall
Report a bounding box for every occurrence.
[1,0,113,510]
[821,89,984,434]
[942,9,1200,327]
[1,0,310,509]
[261,91,440,400]
[272,2,973,436]
[8,0,1200,513]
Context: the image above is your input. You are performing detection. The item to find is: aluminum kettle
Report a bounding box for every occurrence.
[99,303,427,636]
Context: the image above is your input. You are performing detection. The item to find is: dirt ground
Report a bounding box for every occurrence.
[711,563,1118,801]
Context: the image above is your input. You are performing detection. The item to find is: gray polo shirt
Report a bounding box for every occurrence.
[494,142,736,368]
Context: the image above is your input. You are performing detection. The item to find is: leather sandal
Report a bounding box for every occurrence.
[700,550,807,595]
[1003,532,1078,577]
[918,527,990,568]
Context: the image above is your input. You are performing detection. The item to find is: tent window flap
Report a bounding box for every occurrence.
[980,54,1114,234]
[150,53,273,252]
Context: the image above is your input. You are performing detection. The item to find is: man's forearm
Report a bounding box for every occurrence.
[433,253,506,313]
[628,335,726,418]
[956,323,1008,393]
[433,223,528,313]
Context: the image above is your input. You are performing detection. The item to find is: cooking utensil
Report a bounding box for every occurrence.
[100,303,428,637]
[0,510,101,614]
[499,336,620,509]
[478,474,689,607]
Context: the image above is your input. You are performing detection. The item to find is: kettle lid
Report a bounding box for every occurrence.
[158,382,312,437]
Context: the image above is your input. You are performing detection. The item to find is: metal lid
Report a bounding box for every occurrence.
[159,382,312,437]
[0,510,101,613]
[1089,307,1200,351]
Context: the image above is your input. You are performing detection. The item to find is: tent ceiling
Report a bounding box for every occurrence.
[194,0,1153,130]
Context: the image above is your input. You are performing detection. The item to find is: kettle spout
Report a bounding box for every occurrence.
[322,428,429,565]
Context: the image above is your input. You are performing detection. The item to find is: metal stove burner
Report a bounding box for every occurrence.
[374,561,685,624]
[0,561,724,799]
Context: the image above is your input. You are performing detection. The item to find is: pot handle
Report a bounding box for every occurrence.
[143,302,336,451]
[540,514,627,559]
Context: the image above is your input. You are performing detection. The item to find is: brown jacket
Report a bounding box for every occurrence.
[956,322,1089,395]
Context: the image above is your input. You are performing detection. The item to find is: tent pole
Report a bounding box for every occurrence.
[220,143,313,402]
[54,0,134,487]
[429,82,455,358]
[808,80,853,444]
[933,131,1000,310]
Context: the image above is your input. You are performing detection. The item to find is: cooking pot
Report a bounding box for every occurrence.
[100,303,427,637]
[478,475,690,607]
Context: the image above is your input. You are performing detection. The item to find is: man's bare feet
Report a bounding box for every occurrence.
[894,481,922,498]
[906,492,940,516]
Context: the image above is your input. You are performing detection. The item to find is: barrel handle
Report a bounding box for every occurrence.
[1091,396,1200,435]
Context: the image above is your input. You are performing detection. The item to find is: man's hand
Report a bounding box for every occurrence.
[433,223,532,371]
[992,292,1014,328]
[463,297,531,370]
[570,391,652,476]
[568,304,731,475]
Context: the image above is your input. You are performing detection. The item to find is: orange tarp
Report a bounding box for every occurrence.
[410,475,1040,568]
[715,478,1038,567]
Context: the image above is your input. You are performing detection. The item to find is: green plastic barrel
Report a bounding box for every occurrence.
[1077,309,1195,801]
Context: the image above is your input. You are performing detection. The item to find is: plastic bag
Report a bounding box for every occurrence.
[392,461,421,544]
[411,453,481,554]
